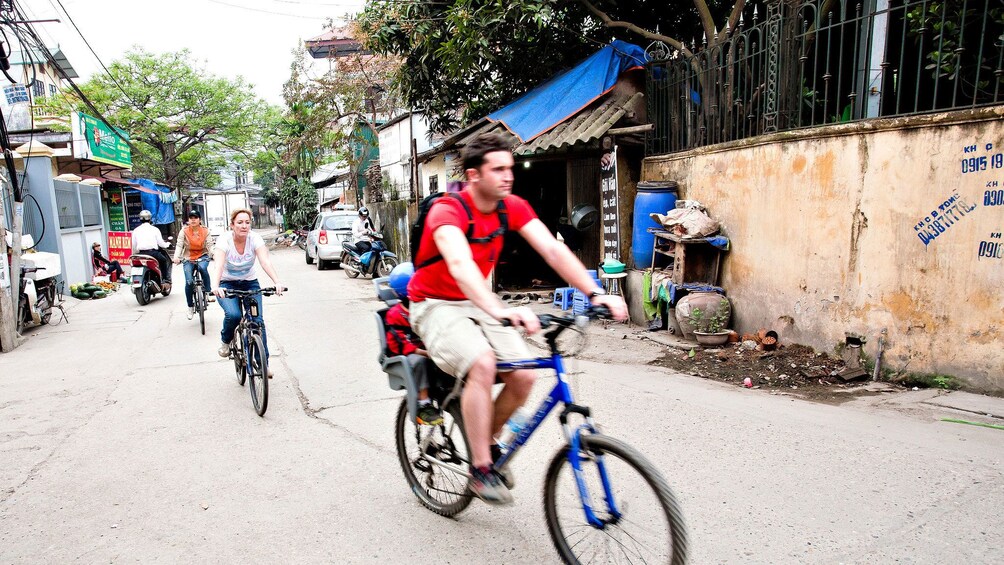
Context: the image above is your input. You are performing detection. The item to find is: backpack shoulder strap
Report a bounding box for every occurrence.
[446,192,476,239]
[496,199,508,233]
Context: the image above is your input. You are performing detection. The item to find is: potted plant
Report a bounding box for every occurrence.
[689,298,731,345]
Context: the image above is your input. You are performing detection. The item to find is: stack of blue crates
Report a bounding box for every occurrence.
[572,271,605,315]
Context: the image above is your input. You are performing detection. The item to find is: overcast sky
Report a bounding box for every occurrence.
[20,0,368,106]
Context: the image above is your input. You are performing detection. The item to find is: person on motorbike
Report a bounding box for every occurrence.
[351,207,376,255]
[131,209,172,289]
[211,208,283,378]
[408,133,628,505]
[173,209,215,319]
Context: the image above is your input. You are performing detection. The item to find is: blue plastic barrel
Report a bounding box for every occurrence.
[632,181,678,268]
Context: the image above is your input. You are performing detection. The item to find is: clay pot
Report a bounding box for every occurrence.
[675,291,732,339]
[694,331,730,346]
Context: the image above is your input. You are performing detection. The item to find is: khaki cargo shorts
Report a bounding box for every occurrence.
[410,298,532,379]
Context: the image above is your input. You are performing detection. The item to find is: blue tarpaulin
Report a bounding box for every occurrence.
[134,178,175,225]
[487,40,648,142]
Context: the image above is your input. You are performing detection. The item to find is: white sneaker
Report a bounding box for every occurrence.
[187,307,195,320]
[218,342,230,357]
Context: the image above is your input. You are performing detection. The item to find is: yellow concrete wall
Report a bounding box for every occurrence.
[643,107,1004,393]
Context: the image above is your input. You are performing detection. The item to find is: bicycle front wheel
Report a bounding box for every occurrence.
[195,287,206,335]
[233,336,246,386]
[247,333,268,416]
[395,398,472,517]
[544,434,688,565]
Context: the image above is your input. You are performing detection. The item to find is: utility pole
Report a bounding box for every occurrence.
[0,0,24,350]
[0,170,24,352]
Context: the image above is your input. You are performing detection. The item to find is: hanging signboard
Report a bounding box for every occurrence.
[125,191,144,230]
[108,189,127,231]
[107,231,132,263]
[71,111,132,169]
[600,137,620,259]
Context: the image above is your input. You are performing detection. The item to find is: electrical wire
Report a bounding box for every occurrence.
[207,0,341,20]
[48,0,158,126]
[5,3,134,150]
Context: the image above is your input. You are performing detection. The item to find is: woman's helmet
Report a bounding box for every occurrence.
[139,210,153,221]
[358,207,369,217]
[388,262,414,299]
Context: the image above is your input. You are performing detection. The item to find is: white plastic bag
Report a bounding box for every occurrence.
[649,208,719,238]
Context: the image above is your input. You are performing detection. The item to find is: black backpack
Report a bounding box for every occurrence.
[410,192,508,269]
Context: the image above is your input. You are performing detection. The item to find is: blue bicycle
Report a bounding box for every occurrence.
[378,304,688,564]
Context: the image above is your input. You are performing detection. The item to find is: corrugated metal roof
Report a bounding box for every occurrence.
[517,91,643,155]
[445,91,643,157]
[8,48,79,79]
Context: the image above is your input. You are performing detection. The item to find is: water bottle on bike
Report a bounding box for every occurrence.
[495,406,532,452]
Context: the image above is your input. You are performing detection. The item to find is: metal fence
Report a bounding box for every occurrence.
[647,0,1004,154]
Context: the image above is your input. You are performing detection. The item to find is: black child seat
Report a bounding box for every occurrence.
[374,308,461,424]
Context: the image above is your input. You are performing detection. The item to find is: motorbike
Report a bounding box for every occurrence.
[341,232,399,279]
[129,252,172,305]
[16,265,56,334]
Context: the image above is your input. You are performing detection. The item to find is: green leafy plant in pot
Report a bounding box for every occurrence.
[689,298,731,345]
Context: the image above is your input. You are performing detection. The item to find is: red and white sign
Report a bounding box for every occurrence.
[108,231,132,263]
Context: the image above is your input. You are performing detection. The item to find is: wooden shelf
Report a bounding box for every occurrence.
[648,229,722,286]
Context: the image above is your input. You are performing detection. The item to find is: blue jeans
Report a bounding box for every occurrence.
[183,258,212,307]
[217,279,269,358]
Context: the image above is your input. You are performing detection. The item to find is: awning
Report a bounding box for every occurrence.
[80,174,139,187]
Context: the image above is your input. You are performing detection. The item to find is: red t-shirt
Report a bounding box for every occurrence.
[409,190,537,301]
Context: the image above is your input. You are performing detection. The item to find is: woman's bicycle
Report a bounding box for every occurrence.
[183,259,210,335]
[376,304,688,564]
[224,287,284,417]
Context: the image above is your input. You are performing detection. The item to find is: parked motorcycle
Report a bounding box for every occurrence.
[16,265,56,334]
[341,232,398,279]
[130,253,172,305]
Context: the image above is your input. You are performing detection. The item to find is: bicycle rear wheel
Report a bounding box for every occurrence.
[543,433,688,565]
[247,333,268,416]
[394,398,472,516]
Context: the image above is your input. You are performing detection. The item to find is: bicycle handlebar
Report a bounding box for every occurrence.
[500,304,613,329]
[221,287,288,297]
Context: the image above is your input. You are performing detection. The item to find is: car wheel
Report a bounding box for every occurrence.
[317,259,326,271]
[305,246,314,264]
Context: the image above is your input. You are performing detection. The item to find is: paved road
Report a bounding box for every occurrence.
[2,245,1002,564]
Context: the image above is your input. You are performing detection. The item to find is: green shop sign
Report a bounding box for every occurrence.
[72,112,132,169]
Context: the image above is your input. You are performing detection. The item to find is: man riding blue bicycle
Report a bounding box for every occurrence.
[408,133,628,504]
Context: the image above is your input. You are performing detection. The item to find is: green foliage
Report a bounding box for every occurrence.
[358,0,739,134]
[688,299,730,333]
[277,177,318,230]
[906,0,1004,101]
[895,372,962,391]
[43,48,270,190]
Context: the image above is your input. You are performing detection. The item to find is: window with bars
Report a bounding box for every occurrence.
[49,83,57,96]
[31,79,44,98]
[80,186,102,226]
[55,184,81,229]
[428,175,439,194]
